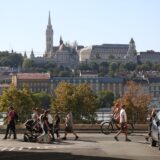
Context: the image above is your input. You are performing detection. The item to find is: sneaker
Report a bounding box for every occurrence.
[114,136,119,141]
[75,136,79,140]
[62,137,67,140]
[126,138,131,142]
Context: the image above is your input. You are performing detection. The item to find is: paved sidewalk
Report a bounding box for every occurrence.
[0,133,159,160]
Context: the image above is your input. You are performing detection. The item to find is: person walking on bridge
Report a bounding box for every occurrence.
[114,105,131,142]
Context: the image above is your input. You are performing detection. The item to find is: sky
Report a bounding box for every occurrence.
[0,0,160,56]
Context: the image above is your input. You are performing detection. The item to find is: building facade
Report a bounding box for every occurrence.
[79,38,137,64]
[51,76,125,97]
[138,50,160,63]
[12,73,51,93]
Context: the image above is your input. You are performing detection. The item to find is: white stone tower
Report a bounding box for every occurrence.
[125,38,137,63]
[127,38,136,56]
[45,11,53,57]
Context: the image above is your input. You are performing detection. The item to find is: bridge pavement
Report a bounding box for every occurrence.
[0,133,159,160]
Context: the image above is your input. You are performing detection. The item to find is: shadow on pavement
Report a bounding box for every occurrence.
[0,151,132,160]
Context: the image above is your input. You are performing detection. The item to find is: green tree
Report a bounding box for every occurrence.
[73,83,98,122]
[108,55,115,59]
[99,62,109,74]
[0,51,23,67]
[58,71,72,77]
[97,90,114,108]
[124,62,136,71]
[52,82,98,122]
[109,62,118,75]
[90,62,99,71]
[32,92,51,109]
[78,63,90,70]
[0,85,35,122]
[22,59,35,69]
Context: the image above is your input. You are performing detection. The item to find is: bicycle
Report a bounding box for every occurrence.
[100,116,135,135]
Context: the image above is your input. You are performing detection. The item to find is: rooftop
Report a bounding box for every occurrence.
[16,73,50,80]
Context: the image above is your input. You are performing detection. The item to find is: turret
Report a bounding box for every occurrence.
[127,38,136,56]
[59,36,63,46]
[30,49,35,59]
[24,51,27,59]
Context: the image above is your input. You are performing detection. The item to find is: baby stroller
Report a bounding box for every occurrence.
[24,119,43,142]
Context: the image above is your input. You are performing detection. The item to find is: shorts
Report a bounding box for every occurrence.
[65,126,73,133]
[121,122,128,131]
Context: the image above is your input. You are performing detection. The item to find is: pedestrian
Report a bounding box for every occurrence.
[37,110,51,143]
[62,109,79,140]
[54,114,60,141]
[3,106,17,139]
[114,105,131,141]
[32,108,38,122]
[145,107,157,141]
[112,103,121,130]
[47,109,55,141]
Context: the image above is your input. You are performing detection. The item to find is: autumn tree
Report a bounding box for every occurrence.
[0,85,35,122]
[52,81,98,122]
[114,81,151,123]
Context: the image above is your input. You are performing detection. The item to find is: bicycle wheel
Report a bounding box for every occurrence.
[101,122,113,135]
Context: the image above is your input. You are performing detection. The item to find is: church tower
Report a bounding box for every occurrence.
[125,38,137,63]
[127,38,136,56]
[45,12,53,57]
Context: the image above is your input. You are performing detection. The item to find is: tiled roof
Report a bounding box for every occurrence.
[16,73,50,80]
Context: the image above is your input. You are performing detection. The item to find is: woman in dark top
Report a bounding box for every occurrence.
[42,110,50,134]
[54,114,60,139]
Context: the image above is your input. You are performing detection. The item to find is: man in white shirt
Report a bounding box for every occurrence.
[114,105,131,141]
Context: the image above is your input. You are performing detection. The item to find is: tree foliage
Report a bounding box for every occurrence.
[32,92,51,109]
[114,81,151,123]
[0,85,36,122]
[0,51,23,67]
[22,59,35,69]
[52,81,98,122]
[97,90,114,108]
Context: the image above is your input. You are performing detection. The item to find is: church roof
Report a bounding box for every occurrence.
[59,43,66,51]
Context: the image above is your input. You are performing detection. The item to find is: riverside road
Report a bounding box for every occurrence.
[0,133,160,160]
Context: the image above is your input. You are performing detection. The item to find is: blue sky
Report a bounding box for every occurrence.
[0,0,160,56]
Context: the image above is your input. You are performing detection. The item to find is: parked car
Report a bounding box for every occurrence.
[150,110,160,150]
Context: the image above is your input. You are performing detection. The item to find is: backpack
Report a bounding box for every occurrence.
[14,112,19,122]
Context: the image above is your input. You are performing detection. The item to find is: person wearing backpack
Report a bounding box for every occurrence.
[3,106,17,139]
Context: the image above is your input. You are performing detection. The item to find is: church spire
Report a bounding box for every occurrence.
[45,11,53,57]
[48,11,51,26]
[59,35,63,45]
